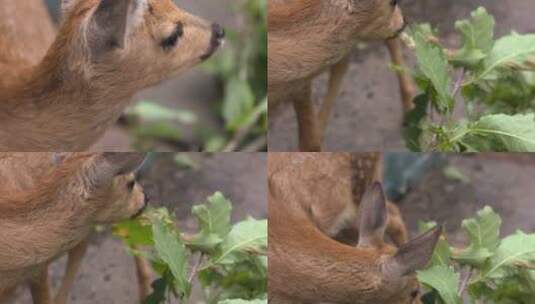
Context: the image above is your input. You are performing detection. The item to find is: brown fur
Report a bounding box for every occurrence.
[268,0,414,151]
[0,0,222,151]
[268,152,440,303]
[0,152,147,303]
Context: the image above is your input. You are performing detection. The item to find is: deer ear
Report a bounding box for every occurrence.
[357,182,388,248]
[91,153,147,185]
[86,0,147,54]
[383,226,442,278]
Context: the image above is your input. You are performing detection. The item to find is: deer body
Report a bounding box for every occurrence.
[268,0,412,151]
[0,152,148,303]
[268,153,440,303]
[0,0,223,151]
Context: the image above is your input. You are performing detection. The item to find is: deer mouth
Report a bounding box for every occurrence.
[201,23,225,61]
[389,19,408,39]
[131,194,149,219]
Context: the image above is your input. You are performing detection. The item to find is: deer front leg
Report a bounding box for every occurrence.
[318,55,350,142]
[55,241,88,304]
[134,254,154,302]
[29,265,52,304]
[386,38,416,113]
[292,81,321,152]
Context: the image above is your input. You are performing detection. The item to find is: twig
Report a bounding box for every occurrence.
[243,135,267,152]
[222,99,267,152]
[458,266,473,297]
[452,68,466,99]
[188,252,204,284]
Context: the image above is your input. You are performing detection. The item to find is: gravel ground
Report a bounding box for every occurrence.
[267,0,535,151]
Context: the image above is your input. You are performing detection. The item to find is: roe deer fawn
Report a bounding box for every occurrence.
[268,152,440,303]
[0,0,224,151]
[268,0,416,151]
[0,152,148,303]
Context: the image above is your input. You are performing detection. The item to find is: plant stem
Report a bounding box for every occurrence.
[458,266,473,297]
[188,252,205,284]
[452,68,466,99]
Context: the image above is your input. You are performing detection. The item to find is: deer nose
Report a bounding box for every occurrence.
[212,23,225,40]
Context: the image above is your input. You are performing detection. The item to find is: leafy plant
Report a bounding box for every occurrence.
[417,206,535,304]
[202,0,267,152]
[113,192,267,304]
[404,7,535,152]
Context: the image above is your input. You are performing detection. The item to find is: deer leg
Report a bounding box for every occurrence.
[318,55,351,141]
[386,38,416,113]
[386,202,409,246]
[30,265,52,304]
[293,82,321,151]
[54,241,88,304]
[134,253,154,302]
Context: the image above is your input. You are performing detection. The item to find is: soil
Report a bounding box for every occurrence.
[11,153,267,304]
[268,0,535,151]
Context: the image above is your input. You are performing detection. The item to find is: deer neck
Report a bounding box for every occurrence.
[268,203,387,304]
[0,58,135,151]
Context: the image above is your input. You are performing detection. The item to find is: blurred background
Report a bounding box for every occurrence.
[11,152,267,303]
[268,0,535,151]
[46,0,267,152]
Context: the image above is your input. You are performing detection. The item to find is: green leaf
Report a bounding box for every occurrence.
[129,101,197,124]
[212,218,268,266]
[144,278,168,304]
[454,206,501,266]
[411,25,454,113]
[113,218,154,247]
[134,121,182,141]
[190,192,233,251]
[418,265,461,304]
[403,94,429,152]
[482,231,535,280]
[418,222,452,267]
[462,113,535,152]
[223,77,255,131]
[152,221,191,297]
[443,166,471,184]
[475,33,535,82]
[451,7,495,67]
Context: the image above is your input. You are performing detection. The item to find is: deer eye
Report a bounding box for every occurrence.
[161,22,184,51]
[410,289,419,299]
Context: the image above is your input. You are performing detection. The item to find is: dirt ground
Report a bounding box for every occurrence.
[268,0,535,151]
[11,153,267,304]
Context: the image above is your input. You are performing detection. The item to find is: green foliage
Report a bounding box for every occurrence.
[203,0,267,151]
[405,7,535,152]
[418,206,535,303]
[113,192,267,304]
